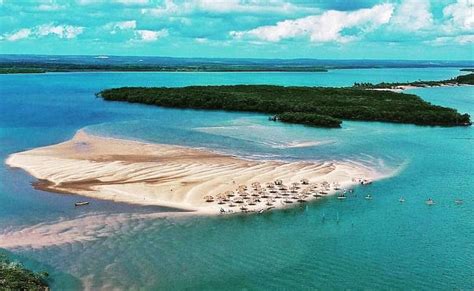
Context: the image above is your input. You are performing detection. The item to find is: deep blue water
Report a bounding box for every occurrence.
[0,68,472,289]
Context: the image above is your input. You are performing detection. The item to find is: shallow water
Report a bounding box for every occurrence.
[0,68,473,289]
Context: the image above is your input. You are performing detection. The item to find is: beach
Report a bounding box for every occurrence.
[6,130,382,214]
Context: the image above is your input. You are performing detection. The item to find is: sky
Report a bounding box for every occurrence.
[0,0,473,60]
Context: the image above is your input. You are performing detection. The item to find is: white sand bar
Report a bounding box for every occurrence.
[6,131,383,214]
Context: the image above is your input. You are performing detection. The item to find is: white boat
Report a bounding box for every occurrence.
[365,194,372,200]
[399,197,405,203]
[74,201,89,207]
[425,198,435,206]
[337,194,346,200]
[455,199,463,205]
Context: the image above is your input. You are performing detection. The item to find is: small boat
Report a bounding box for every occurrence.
[399,197,405,203]
[425,198,435,206]
[361,179,372,185]
[455,199,463,205]
[258,209,265,214]
[337,194,346,200]
[74,201,89,207]
[365,194,372,200]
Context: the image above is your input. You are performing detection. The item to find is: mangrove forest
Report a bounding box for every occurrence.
[98,85,471,128]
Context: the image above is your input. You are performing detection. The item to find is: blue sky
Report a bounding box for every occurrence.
[0,0,473,59]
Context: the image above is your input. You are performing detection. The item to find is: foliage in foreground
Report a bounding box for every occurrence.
[99,85,471,128]
[0,254,49,290]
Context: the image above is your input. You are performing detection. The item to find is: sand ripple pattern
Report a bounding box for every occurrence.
[6,130,382,214]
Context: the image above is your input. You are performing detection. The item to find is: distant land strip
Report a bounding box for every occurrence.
[353,72,474,88]
[1,62,473,74]
[98,82,471,128]
[0,63,328,73]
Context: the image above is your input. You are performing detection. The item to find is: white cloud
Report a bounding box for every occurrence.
[36,24,84,39]
[141,0,178,16]
[428,34,474,45]
[194,37,208,43]
[135,29,168,42]
[2,24,84,41]
[114,0,148,5]
[391,0,433,31]
[37,3,65,11]
[192,0,302,14]
[230,3,394,43]
[443,0,474,31]
[5,28,32,41]
[116,20,136,30]
[105,20,137,34]
[142,0,319,16]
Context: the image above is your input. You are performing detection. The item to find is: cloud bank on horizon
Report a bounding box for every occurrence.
[0,0,473,59]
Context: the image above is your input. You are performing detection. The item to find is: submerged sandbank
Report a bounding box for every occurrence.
[6,131,384,214]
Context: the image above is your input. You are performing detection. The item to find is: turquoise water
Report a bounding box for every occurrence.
[0,68,473,289]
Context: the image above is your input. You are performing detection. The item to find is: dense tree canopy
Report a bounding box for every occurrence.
[99,85,471,128]
[0,254,49,290]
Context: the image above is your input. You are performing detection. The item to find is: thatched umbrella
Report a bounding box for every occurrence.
[238,185,248,191]
[301,178,309,185]
[274,179,283,186]
[248,199,256,206]
[291,182,300,189]
[216,193,226,199]
[266,182,275,189]
[297,195,307,203]
[226,190,235,197]
[204,195,214,202]
[251,182,261,189]
[234,197,244,204]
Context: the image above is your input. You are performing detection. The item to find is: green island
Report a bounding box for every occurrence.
[0,67,46,74]
[0,254,49,290]
[353,73,474,89]
[99,84,471,128]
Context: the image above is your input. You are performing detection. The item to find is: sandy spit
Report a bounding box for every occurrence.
[6,130,383,215]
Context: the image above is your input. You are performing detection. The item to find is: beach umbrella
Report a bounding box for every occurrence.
[204,195,214,202]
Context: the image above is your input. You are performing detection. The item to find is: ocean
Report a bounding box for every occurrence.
[0,68,472,289]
